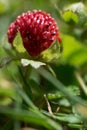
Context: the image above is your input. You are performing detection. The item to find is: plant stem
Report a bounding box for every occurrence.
[75,71,87,95]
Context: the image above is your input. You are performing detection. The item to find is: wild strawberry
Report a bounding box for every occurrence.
[7,10,61,57]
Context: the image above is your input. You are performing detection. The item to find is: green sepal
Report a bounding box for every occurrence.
[38,40,62,62]
[13,31,26,53]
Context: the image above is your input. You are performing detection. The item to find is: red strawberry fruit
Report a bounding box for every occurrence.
[7,10,61,57]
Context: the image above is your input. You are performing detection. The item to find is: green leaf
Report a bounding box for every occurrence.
[0,107,62,130]
[62,10,79,24]
[61,34,87,66]
[21,59,46,69]
[68,124,83,128]
[55,113,81,123]
[62,2,87,25]
[59,98,70,107]
[13,31,26,53]
[37,67,87,105]
[47,85,80,100]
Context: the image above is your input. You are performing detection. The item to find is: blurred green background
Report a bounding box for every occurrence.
[0,0,87,130]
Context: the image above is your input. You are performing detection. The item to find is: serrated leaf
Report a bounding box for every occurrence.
[63,2,87,26]
[47,86,80,100]
[21,59,46,69]
[62,10,78,24]
[13,31,26,53]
